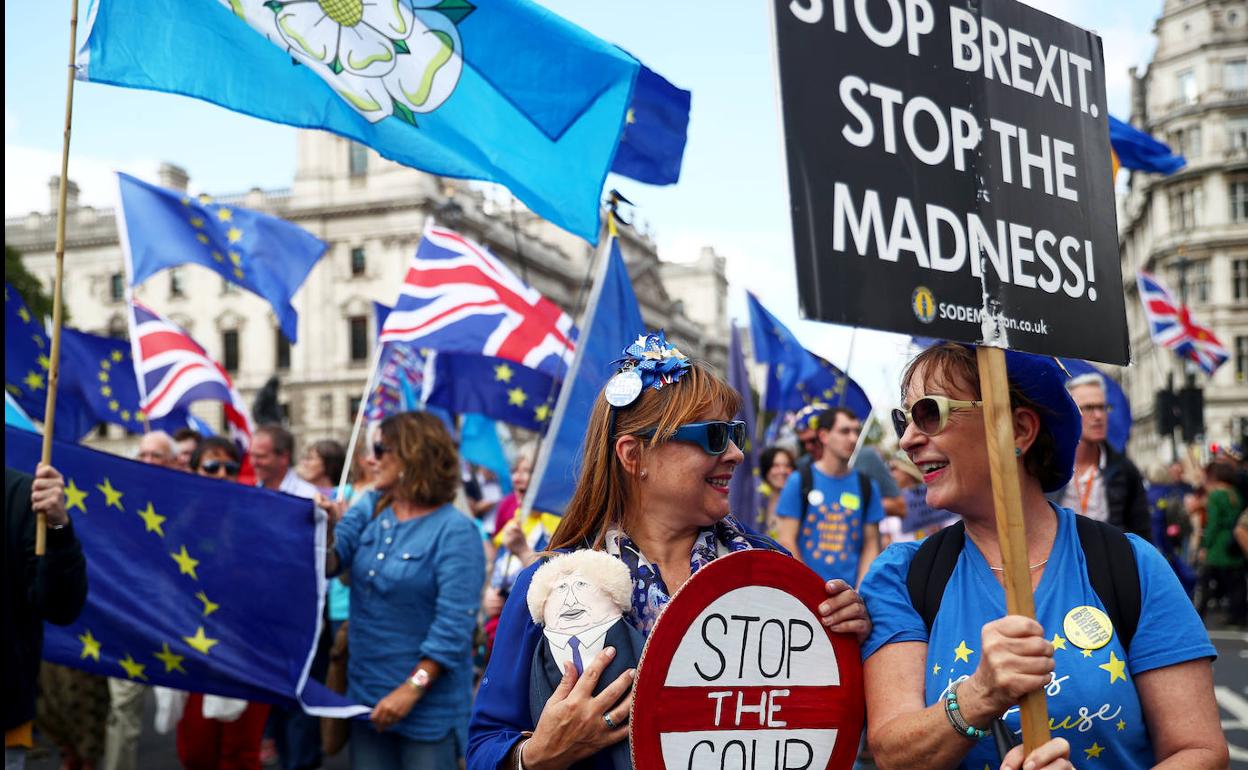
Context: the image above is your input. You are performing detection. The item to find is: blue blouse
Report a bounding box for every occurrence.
[332,491,485,748]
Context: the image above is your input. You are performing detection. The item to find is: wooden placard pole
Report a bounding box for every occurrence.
[975,345,1050,753]
[36,0,82,557]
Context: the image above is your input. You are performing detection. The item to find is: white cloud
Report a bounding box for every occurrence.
[4,143,164,217]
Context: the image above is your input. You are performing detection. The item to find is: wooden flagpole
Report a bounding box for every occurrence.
[975,346,1050,753]
[37,0,82,556]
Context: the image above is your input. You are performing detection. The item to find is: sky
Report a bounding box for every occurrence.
[3,0,1162,415]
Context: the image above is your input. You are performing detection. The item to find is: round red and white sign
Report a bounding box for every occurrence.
[631,550,865,770]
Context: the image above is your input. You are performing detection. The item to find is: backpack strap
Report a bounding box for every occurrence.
[1073,516,1140,653]
[906,521,966,631]
[799,460,814,529]
[857,471,874,523]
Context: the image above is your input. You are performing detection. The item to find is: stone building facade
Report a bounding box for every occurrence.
[5,131,729,451]
[1117,0,1248,468]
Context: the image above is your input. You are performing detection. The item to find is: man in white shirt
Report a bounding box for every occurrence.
[251,425,317,500]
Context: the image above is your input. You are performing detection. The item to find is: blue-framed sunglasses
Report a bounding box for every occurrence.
[636,420,747,455]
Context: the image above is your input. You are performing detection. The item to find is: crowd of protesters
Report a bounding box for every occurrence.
[7,343,1240,770]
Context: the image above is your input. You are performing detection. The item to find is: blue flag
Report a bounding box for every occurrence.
[4,283,96,442]
[61,327,192,435]
[4,427,364,715]
[746,293,871,419]
[459,413,513,495]
[1109,116,1185,175]
[1059,358,1132,453]
[726,324,762,530]
[528,235,644,516]
[80,1,639,244]
[118,173,326,342]
[425,353,558,434]
[610,64,690,185]
[5,391,36,432]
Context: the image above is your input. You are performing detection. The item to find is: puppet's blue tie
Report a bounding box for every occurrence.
[569,636,584,674]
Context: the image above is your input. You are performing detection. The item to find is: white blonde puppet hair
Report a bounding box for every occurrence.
[527,549,633,625]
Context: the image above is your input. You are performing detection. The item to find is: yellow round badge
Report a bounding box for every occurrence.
[1062,605,1113,650]
[912,286,936,324]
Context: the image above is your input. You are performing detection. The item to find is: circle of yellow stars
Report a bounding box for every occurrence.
[492,362,555,425]
[181,194,247,281]
[64,471,223,682]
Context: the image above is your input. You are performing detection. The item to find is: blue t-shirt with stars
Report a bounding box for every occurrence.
[776,465,885,584]
[860,505,1216,769]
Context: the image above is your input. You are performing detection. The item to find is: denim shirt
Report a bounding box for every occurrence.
[332,491,484,747]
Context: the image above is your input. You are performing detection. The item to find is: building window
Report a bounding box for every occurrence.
[1234,258,1248,300]
[223,329,240,373]
[1232,180,1248,223]
[1176,69,1197,106]
[169,268,186,298]
[1230,117,1248,151]
[319,393,334,419]
[107,315,127,339]
[109,273,125,302]
[348,396,363,419]
[1225,58,1248,94]
[1169,185,1202,231]
[349,315,369,363]
[350,246,366,276]
[1171,260,1211,305]
[1237,336,1248,383]
[1170,125,1202,159]
[275,329,291,371]
[348,142,368,177]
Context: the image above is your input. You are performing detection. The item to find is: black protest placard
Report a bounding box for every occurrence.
[773,0,1129,365]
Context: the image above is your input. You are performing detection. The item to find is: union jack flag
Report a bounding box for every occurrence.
[379,223,578,379]
[1136,271,1229,375]
[128,301,254,443]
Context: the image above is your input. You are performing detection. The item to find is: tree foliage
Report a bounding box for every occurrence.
[5,244,67,323]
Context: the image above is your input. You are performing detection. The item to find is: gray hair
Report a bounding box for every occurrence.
[137,430,177,459]
[526,550,632,625]
[1065,372,1106,394]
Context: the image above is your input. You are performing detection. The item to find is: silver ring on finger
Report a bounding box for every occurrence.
[603,712,619,730]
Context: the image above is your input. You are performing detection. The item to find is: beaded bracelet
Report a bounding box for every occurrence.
[943,680,989,740]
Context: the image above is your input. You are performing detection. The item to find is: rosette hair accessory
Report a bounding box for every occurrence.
[604,330,692,408]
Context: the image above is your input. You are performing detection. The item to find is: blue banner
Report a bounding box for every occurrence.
[726,324,761,529]
[425,353,558,434]
[80,0,638,243]
[610,63,690,185]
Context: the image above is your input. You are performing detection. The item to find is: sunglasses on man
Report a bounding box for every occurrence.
[201,460,240,476]
[891,396,983,440]
[636,420,747,456]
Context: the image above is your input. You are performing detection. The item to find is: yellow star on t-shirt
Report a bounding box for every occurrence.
[183,626,220,655]
[1081,648,1094,658]
[932,662,941,675]
[118,653,148,681]
[1084,742,1104,759]
[507,387,528,407]
[1098,650,1127,684]
[96,478,124,510]
[195,591,220,617]
[953,640,974,663]
[137,502,166,537]
[1116,719,1126,731]
[1050,633,1067,650]
[170,546,200,579]
[493,363,513,383]
[78,629,101,661]
[154,642,187,674]
[65,479,88,513]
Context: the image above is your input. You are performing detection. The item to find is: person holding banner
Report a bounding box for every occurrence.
[322,412,485,768]
[859,343,1226,770]
[466,331,872,770]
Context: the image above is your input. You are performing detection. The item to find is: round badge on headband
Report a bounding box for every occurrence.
[606,330,692,408]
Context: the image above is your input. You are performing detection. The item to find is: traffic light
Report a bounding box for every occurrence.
[1154,389,1179,435]
[1179,386,1204,442]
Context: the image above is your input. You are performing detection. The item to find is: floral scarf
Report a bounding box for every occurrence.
[603,514,756,636]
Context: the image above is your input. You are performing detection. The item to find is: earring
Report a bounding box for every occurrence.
[640,469,648,479]
[1014,447,1022,457]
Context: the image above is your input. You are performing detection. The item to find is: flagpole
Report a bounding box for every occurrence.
[835,327,858,408]
[336,341,385,501]
[36,0,82,557]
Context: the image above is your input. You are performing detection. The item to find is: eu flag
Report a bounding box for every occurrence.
[726,324,762,529]
[118,173,326,342]
[1109,116,1185,175]
[610,64,691,186]
[4,283,95,442]
[424,353,558,434]
[5,427,362,714]
[528,235,644,516]
[798,355,873,422]
[60,327,192,435]
[81,1,640,244]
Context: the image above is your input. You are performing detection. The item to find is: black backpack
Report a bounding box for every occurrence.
[798,456,873,529]
[905,516,1142,652]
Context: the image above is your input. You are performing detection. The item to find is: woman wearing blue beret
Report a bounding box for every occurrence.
[467,331,872,770]
[860,342,1226,769]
